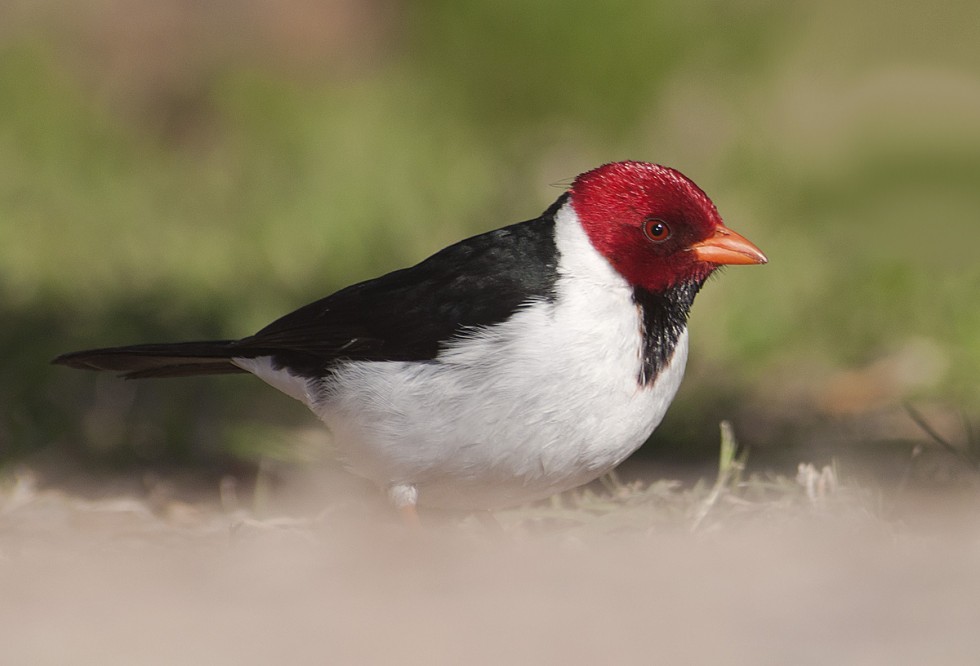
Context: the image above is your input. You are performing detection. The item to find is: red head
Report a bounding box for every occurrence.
[570,161,767,292]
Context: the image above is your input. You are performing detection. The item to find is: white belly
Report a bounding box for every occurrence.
[315,323,687,509]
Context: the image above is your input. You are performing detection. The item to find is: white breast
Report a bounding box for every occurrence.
[236,202,689,509]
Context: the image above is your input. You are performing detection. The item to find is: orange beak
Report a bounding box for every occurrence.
[689,226,768,265]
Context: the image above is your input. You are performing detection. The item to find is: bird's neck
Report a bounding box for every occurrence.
[633,279,702,386]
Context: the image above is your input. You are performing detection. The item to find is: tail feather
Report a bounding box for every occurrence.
[52,341,249,379]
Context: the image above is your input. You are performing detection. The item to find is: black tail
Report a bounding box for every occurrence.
[52,341,249,379]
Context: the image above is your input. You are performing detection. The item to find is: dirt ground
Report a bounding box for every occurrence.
[3,464,980,666]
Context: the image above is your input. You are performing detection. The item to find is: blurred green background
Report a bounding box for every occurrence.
[2,0,978,476]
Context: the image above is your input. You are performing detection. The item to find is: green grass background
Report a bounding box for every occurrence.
[2,0,978,470]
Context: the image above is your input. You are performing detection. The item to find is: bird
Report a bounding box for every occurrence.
[54,161,767,522]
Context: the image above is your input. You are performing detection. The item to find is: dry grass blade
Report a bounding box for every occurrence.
[904,402,978,470]
[690,420,747,532]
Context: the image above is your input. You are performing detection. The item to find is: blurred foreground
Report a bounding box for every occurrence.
[3,461,980,665]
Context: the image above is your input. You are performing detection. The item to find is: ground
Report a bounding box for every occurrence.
[4,451,979,665]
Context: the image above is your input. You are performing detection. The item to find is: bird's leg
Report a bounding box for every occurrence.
[399,504,421,526]
[388,483,421,527]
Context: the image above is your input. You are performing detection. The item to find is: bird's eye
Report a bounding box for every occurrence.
[643,219,671,242]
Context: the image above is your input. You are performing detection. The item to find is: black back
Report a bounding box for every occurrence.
[228,195,567,378]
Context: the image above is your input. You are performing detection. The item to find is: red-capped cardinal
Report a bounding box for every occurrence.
[55,161,767,520]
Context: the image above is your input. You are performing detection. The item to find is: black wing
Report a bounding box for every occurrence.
[227,195,566,378]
